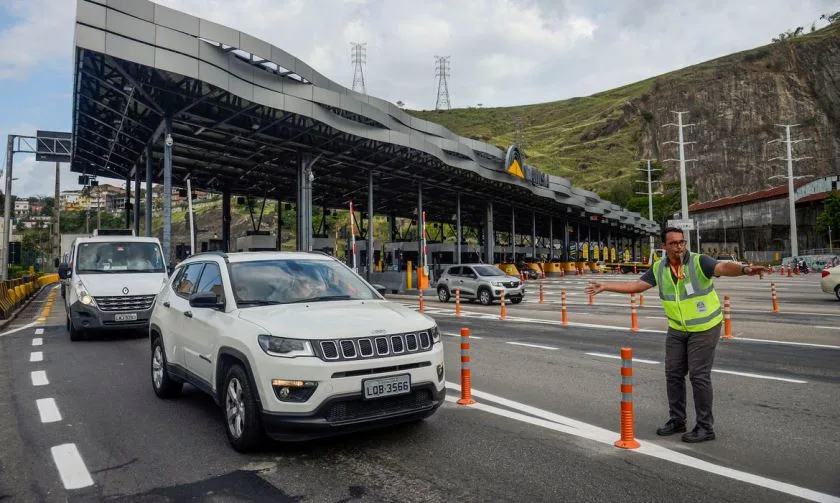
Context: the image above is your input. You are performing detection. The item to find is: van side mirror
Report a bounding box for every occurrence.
[58,264,71,279]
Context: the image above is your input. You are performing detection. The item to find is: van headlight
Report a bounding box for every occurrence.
[257,335,314,357]
[75,283,95,306]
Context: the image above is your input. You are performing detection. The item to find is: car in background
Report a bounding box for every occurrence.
[436,263,525,305]
[820,265,840,300]
[150,251,445,451]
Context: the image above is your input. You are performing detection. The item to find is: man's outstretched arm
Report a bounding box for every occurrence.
[584,279,654,296]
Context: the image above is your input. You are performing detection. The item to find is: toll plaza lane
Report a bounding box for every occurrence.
[0,287,836,502]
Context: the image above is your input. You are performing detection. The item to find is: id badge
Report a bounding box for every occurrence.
[684,282,695,296]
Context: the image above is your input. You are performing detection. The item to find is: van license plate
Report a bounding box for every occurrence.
[363,374,411,399]
[114,313,138,322]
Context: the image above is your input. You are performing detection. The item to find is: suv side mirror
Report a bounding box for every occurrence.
[189,292,224,310]
[371,283,387,296]
[167,264,175,276]
[58,264,71,279]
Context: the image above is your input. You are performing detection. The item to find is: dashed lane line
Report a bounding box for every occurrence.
[30,351,43,362]
[31,370,49,386]
[36,398,62,423]
[51,444,94,490]
[506,341,559,351]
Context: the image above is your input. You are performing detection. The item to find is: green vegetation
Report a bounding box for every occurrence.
[816,191,840,244]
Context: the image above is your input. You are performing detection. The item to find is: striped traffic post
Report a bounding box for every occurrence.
[771,283,779,313]
[455,288,461,317]
[561,289,569,325]
[500,288,507,320]
[630,293,639,332]
[539,280,544,304]
[723,295,732,339]
[419,289,425,313]
[457,328,476,405]
[614,347,640,449]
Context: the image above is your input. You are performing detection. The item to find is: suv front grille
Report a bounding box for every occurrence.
[503,281,518,288]
[318,331,433,362]
[94,295,155,312]
[325,389,434,423]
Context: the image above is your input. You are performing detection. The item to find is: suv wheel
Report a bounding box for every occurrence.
[151,337,183,398]
[437,286,450,303]
[510,297,523,305]
[478,288,493,306]
[835,285,840,301]
[223,365,263,452]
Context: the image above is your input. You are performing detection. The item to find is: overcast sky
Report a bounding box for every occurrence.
[0,0,836,197]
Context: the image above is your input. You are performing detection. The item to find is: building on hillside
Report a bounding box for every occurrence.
[687,175,840,262]
[14,200,29,216]
[60,190,83,210]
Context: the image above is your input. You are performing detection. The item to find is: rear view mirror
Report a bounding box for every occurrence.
[189,292,224,310]
[58,264,71,279]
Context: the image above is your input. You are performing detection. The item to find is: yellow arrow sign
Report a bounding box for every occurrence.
[507,159,524,178]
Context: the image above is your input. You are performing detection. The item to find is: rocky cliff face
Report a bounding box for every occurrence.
[634,26,839,201]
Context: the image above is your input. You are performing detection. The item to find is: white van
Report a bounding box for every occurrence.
[59,229,169,341]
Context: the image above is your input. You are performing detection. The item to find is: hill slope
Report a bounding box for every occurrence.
[409,22,840,203]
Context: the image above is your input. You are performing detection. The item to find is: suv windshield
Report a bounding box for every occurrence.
[75,242,165,274]
[473,265,505,277]
[229,258,378,305]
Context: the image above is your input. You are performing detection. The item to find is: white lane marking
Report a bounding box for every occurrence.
[507,341,558,350]
[734,338,840,350]
[30,351,43,362]
[35,328,44,335]
[712,369,807,384]
[585,352,661,365]
[645,316,667,320]
[444,385,840,503]
[814,325,840,331]
[443,331,483,340]
[50,444,94,489]
[32,338,43,346]
[0,321,38,337]
[36,398,62,423]
[734,309,840,318]
[31,370,49,386]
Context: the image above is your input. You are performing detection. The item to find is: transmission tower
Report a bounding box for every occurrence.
[767,124,813,258]
[351,42,367,94]
[434,55,451,110]
[662,111,698,249]
[636,159,662,263]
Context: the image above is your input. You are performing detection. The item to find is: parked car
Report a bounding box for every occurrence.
[820,265,840,300]
[150,251,445,451]
[435,263,525,305]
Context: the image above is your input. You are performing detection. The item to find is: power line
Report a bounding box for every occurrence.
[351,42,367,94]
[434,55,451,111]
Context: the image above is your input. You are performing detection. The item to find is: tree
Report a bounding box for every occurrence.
[816,191,840,243]
[821,11,840,25]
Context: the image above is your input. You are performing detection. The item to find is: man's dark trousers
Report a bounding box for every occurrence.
[665,322,722,430]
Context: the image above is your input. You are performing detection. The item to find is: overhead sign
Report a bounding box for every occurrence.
[504,145,549,188]
[36,130,72,162]
[667,218,695,231]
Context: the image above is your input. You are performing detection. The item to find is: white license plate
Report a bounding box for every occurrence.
[363,374,411,400]
[114,313,138,322]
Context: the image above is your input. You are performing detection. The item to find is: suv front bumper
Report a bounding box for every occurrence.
[69,301,153,331]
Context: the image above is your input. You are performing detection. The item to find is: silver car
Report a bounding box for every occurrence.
[436,264,525,305]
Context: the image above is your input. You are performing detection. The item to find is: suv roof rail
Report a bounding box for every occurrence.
[188,250,229,261]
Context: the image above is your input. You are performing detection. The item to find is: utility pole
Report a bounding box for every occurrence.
[768,124,812,258]
[636,159,662,263]
[53,162,60,270]
[350,42,367,94]
[434,55,451,111]
[662,111,697,249]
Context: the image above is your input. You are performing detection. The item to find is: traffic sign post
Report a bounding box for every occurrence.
[666,219,695,231]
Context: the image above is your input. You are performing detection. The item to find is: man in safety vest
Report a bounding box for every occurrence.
[584,226,764,443]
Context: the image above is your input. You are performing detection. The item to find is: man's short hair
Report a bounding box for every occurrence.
[661,226,684,243]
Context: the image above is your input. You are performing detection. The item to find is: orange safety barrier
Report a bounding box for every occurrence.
[419,289,425,313]
[614,347,641,449]
[455,288,461,317]
[723,295,732,339]
[639,294,645,308]
[771,282,779,313]
[500,289,507,320]
[630,293,639,332]
[539,280,544,304]
[561,289,568,325]
[457,327,476,405]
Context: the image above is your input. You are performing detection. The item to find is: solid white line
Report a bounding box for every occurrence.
[35,328,44,335]
[712,369,807,384]
[0,321,38,337]
[734,338,840,350]
[444,385,840,503]
[734,308,840,318]
[507,341,558,350]
[814,325,840,331]
[31,370,49,386]
[443,331,483,340]
[32,338,43,346]
[50,444,94,489]
[585,352,661,365]
[36,398,62,423]
[645,316,667,320]
[30,351,43,362]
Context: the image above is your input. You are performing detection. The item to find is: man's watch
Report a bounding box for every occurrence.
[741,265,750,275]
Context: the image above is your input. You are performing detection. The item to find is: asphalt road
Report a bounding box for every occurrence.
[0,275,837,502]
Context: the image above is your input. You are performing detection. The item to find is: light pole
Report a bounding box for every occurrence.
[769,174,812,258]
[768,124,812,258]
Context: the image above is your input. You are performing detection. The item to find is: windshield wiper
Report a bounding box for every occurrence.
[236,300,285,306]
[287,295,352,304]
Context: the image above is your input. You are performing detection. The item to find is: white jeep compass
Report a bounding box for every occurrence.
[149,251,445,451]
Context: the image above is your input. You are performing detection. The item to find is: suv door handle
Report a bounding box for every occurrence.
[183,311,193,318]
[162,301,170,308]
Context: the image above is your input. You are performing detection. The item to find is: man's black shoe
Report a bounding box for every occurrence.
[656,419,686,436]
[681,426,716,443]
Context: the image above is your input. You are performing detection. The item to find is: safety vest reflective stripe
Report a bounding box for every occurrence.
[667,307,722,327]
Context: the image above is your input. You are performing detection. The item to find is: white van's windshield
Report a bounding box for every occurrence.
[76,242,165,274]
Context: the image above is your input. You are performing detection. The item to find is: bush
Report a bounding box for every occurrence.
[743,49,771,62]
[641,110,654,123]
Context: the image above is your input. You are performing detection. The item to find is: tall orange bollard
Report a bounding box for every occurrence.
[589,292,594,305]
[630,293,639,332]
[457,328,476,405]
[771,282,779,313]
[787,265,792,277]
[455,288,461,317]
[561,289,569,325]
[539,279,544,304]
[723,295,732,339]
[500,289,507,320]
[639,293,645,308]
[614,347,640,449]
[419,289,425,313]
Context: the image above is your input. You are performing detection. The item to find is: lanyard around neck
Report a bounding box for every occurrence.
[669,261,685,281]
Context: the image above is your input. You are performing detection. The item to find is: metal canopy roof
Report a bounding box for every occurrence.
[71,0,657,236]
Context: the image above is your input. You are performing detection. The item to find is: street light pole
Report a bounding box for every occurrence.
[767,124,812,259]
[662,112,697,250]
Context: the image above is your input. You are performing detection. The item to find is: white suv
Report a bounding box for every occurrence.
[149,251,445,451]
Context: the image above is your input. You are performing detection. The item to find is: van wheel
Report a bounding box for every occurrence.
[437,286,450,303]
[223,365,263,452]
[478,288,493,306]
[68,312,84,342]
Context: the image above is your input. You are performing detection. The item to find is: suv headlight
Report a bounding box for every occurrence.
[257,335,314,358]
[430,325,441,343]
[491,281,505,287]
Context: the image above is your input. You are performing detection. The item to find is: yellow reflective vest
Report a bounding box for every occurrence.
[654,253,723,332]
